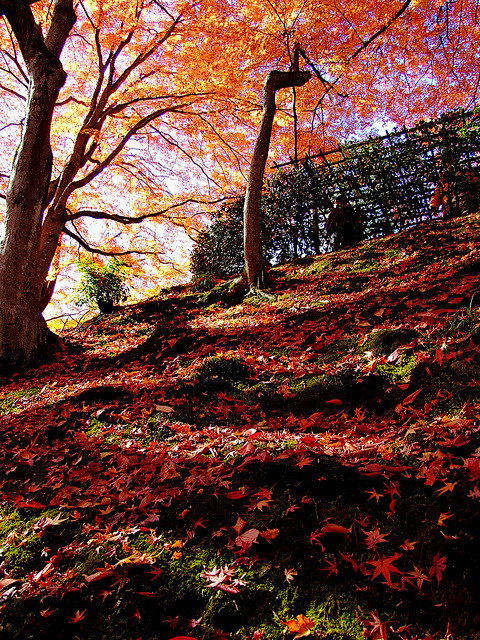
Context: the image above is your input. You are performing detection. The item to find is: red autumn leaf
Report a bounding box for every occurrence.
[225,487,249,499]
[436,482,457,495]
[17,500,45,509]
[465,457,480,479]
[84,567,117,582]
[237,442,255,455]
[402,388,422,405]
[429,553,447,583]
[368,554,403,586]
[235,528,260,550]
[283,613,316,638]
[363,527,389,550]
[359,610,389,640]
[284,567,297,582]
[400,539,417,551]
[0,577,20,591]
[33,514,68,531]
[285,504,300,515]
[296,453,314,468]
[68,610,87,623]
[321,522,351,535]
[254,499,271,511]
[233,516,246,535]
[260,527,280,542]
[201,565,247,594]
[321,556,338,577]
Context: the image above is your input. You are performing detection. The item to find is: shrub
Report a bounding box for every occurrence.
[76,258,130,314]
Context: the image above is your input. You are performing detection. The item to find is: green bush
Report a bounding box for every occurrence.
[76,258,130,314]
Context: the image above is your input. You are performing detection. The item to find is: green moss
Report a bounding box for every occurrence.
[320,337,357,364]
[441,307,480,337]
[289,369,387,414]
[346,257,382,273]
[193,355,252,389]
[306,258,333,276]
[376,353,418,384]
[0,387,41,415]
[0,507,45,574]
[407,355,480,414]
[364,328,420,356]
[243,382,281,407]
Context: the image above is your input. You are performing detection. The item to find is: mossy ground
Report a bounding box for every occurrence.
[2,214,480,638]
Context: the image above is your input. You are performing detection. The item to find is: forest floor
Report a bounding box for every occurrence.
[2,214,480,640]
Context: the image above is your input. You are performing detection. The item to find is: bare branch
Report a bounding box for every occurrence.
[0,40,29,86]
[66,196,225,224]
[102,91,210,118]
[67,100,201,195]
[151,126,222,188]
[0,81,26,101]
[348,0,412,62]
[109,13,182,96]
[56,95,89,107]
[63,227,160,256]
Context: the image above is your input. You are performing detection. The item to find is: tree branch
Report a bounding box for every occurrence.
[67,101,201,195]
[45,0,76,58]
[0,0,41,15]
[347,0,412,62]
[63,227,160,257]
[66,197,224,224]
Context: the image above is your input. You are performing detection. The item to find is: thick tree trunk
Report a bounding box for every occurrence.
[243,68,310,288]
[0,1,75,373]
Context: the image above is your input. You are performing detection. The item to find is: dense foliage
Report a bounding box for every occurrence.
[191,109,480,278]
[75,259,130,314]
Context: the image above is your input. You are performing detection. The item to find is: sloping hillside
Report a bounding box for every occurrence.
[1,213,480,639]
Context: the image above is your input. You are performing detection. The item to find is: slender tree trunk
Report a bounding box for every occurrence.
[0,1,75,373]
[243,67,310,288]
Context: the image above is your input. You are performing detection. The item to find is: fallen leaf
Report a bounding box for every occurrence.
[283,613,315,638]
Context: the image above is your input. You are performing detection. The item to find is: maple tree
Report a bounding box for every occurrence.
[0,0,223,372]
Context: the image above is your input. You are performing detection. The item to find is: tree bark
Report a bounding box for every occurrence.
[243,68,310,288]
[0,0,75,373]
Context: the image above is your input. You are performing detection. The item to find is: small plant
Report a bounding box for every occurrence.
[76,258,129,314]
[443,297,480,336]
[191,272,216,292]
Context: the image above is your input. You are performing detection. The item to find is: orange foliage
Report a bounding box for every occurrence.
[0,0,478,314]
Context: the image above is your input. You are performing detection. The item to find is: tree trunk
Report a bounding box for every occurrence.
[0,1,75,373]
[243,68,310,288]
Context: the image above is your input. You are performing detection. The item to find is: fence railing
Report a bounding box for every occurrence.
[191,109,480,278]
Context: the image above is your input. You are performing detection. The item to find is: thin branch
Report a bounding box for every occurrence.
[347,0,412,62]
[63,227,160,256]
[56,95,89,107]
[102,91,210,118]
[66,196,225,224]
[152,126,222,188]
[0,81,26,101]
[109,13,182,96]
[67,100,200,195]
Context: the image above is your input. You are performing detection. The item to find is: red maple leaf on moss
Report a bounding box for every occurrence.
[368,554,403,586]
